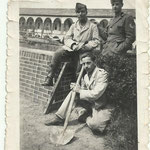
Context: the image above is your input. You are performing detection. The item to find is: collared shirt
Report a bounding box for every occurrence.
[79,67,108,107]
[64,19,100,51]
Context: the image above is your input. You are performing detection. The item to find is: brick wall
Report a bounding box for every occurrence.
[20,47,74,108]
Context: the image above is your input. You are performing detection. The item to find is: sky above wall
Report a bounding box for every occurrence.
[19,0,135,9]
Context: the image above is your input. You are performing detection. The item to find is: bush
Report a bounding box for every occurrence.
[96,54,137,114]
[105,108,138,150]
[94,52,137,150]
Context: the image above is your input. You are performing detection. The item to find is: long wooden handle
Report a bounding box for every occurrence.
[63,66,84,132]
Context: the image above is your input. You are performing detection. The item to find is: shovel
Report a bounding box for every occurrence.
[49,66,84,145]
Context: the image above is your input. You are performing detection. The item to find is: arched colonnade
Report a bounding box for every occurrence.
[19,16,109,38]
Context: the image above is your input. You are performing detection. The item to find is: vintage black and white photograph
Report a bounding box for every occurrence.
[6,0,147,149]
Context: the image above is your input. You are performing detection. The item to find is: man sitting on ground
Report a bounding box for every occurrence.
[45,52,113,133]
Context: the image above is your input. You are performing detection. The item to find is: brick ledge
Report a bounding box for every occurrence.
[20,47,54,56]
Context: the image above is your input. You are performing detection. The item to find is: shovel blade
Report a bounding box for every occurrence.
[49,127,75,145]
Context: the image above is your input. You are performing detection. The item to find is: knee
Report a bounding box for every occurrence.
[86,117,109,132]
[86,109,112,132]
[53,48,64,58]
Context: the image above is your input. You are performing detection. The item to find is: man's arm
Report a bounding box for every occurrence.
[64,24,77,49]
[97,25,108,42]
[82,25,100,51]
[116,15,136,53]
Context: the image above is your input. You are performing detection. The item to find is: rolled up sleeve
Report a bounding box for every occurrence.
[64,24,76,48]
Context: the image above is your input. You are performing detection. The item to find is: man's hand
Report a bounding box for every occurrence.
[80,44,91,52]
[72,42,85,51]
[70,83,81,93]
[70,82,76,89]
[72,44,78,51]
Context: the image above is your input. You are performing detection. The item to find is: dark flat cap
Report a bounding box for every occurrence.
[111,0,123,3]
[75,3,87,12]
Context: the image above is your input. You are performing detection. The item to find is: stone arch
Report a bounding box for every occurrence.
[44,18,52,30]
[99,19,108,28]
[34,17,43,37]
[64,18,73,32]
[26,17,34,30]
[43,18,52,38]
[19,17,26,31]
[53,18,61,32]
[35,17,43,30]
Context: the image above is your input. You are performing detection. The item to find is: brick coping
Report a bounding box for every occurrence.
[20,47,54,56]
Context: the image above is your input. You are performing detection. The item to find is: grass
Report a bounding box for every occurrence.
[104,108,138,150]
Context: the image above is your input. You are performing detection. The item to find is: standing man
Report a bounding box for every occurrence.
[42,3,100,86]
[99,0,135,56]
[45,52,112,133]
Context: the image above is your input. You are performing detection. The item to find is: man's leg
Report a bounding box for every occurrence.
[45,91,76,125]
[86,108,113,134]
[42,48,70,86]
[68,51,79,82]
[55,91,75,119]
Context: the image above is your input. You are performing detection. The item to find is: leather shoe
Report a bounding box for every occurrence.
[45,115,64,126]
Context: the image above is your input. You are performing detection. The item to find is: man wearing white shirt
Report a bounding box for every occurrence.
[45,52,113,133]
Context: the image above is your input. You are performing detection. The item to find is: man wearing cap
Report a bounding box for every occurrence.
[99,0,136,56]
[45,52,113,134]
[42,3,100,86]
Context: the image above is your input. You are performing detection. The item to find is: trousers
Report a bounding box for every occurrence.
[49,48,80,76]
[55,91,92,119]
[56,91,113,132]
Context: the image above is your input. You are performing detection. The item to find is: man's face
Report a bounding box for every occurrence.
[111,2,123,14]
[81,56,95,74]
[76,8,87,21]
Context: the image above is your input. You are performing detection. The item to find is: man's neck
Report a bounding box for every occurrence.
[79,17,87,26]
[87,66,96,79]
[114,12,122,18]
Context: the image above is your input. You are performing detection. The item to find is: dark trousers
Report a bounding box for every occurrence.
[49,48,80,76]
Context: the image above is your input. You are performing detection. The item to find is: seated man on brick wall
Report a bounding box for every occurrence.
[98,0,135,57]
[45,52,113,134]
[42,3,100,86]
